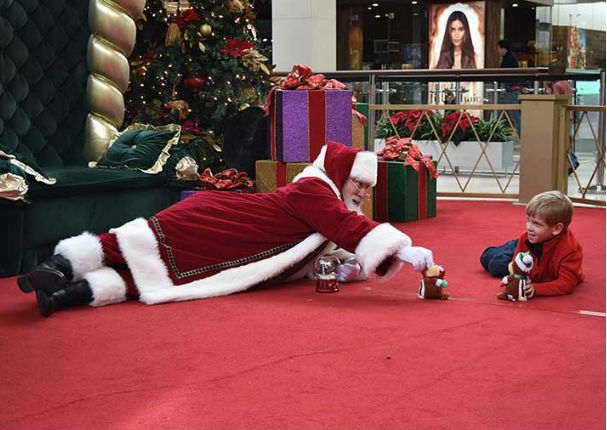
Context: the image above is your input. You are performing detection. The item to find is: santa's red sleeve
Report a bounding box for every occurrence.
[280,178,411,279]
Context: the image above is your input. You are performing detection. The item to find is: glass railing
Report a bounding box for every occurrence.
[274,68,604,203]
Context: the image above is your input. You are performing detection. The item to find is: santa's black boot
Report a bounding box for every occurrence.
[35,280,93,317]
[17,254,73,294]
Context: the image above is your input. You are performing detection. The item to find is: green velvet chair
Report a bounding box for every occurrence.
[0,0,182,276]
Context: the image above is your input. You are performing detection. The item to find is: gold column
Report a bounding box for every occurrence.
[518,95,570,203]
[84,0,146,161]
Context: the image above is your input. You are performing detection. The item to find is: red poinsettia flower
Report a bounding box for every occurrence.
[184,77,206,93]
[398,109,432,133]
[390,111,407,125]
[440,113,460,138]
[459,114,479,132]
[220,38,253,58]
[175,9,199,30]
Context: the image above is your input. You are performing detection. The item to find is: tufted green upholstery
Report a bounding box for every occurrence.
[0,0,184,276]
[0,0,89,166]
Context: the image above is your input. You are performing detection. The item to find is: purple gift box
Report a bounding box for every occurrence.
[270,89,352,162]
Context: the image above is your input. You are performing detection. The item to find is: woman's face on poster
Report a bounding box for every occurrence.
[449,19,465,47]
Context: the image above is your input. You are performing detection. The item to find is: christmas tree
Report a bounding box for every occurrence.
[125,0,274,171]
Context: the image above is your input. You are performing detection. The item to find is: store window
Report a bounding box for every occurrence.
[337,1,429,70]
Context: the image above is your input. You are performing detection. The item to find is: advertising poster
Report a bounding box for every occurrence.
[428,2,486,104]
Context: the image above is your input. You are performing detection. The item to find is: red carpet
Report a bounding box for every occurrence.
[0,200,604,429]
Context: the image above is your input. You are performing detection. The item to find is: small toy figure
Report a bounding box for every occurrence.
[314,256,340,293]
[497,251,533,301]
[419,264,449,300]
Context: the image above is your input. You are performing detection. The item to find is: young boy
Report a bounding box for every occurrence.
[480,190,584,299]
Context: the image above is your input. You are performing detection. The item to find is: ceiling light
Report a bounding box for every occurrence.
[368,6,372,9]
[412,1,418,4]
[372,3,379,6]
[374,14,381,18]
[512,3,518,6]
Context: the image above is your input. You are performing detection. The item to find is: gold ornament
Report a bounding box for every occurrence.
[240,48,271,75]
[228,0,244,13]
[166,100,190,121]
[165,23,182,46]
[200,24,212,36]
[238,82,257,100]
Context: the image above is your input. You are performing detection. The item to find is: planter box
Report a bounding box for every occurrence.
[413,140,514,171]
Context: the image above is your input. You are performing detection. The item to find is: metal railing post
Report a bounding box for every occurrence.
[597,70,605,188]
[368,74,376,152]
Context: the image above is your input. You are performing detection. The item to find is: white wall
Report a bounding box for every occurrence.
[272,0,337,72]
[552,2,606,31]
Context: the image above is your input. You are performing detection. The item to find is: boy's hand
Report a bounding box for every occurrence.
[524,283,535,299]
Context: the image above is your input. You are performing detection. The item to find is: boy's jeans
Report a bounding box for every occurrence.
[480,239,518,277]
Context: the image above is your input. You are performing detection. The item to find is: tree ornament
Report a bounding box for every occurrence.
[200,24,212,36]
[165,23,182,47]
[228,0,244,12]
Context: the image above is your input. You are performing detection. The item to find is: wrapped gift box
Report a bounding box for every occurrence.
[374,159,437,222]
[353,103,370,150]
[255,159,373,219]
[270,89,353,162]
[255,160,310,193]
[352,113,365,151]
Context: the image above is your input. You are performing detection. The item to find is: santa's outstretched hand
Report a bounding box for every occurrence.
[396,246,434,272]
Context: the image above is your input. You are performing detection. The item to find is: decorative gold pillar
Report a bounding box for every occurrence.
[84,0,146,161]
[518,95,570,203]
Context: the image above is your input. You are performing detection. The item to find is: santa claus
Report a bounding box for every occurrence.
[18,141,434,316]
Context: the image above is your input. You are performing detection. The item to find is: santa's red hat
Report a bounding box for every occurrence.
[312,141,377,194]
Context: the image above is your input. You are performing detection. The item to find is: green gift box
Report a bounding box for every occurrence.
[373,159,437,222]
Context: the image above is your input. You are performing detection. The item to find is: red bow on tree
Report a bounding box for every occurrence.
[197,168,254,190]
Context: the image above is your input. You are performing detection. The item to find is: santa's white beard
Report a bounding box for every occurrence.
[343,194,364,215]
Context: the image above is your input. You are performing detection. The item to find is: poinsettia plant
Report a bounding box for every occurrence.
[378,109,514,146]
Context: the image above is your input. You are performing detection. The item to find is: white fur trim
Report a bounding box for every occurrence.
[350,151,378,186]
[111,218,173,295]
[312,145,327,172]
[140,233,327,304]
[85,267,128,307]
[355,223,411,280]
[54,232,104,281]
[293,165,341,198]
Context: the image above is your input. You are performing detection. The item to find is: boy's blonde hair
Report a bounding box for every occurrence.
[526,190,574,228]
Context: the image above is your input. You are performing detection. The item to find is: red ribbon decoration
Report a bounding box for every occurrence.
[263,65,347,114]
[197,168,254,190]
[377,137,412,161]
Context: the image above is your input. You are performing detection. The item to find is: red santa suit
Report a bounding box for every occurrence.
[53,142,411,306]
